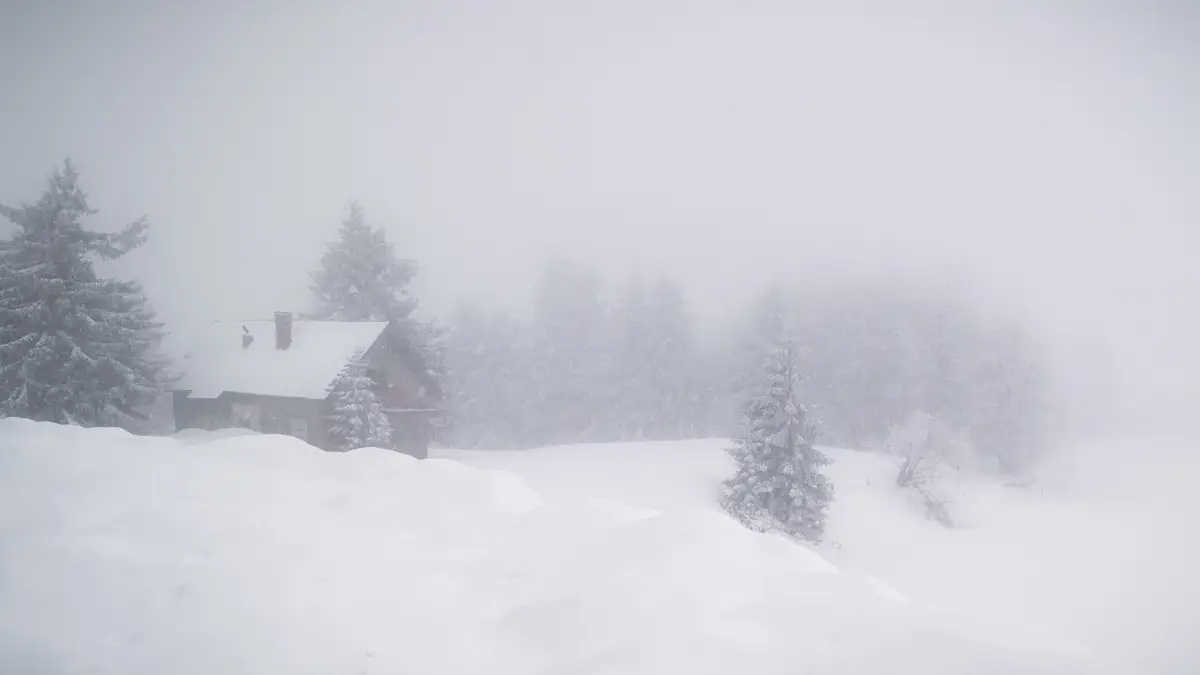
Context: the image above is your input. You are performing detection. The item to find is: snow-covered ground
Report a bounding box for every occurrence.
[0,419,1191,674]
[444,438,1200,675]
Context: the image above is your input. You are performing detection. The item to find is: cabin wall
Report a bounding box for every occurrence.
[173,392,327,448]
[384,411,433,459]
[174,391,430,458]
[233,393,328,449]
[364,344,429,409]
[172,392,225,432]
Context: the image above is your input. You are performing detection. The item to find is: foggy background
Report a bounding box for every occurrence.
[1,1,1196,438]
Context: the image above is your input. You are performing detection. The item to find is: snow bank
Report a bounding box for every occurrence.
[1,420,1123,674]
[821,443,1200,675]
[447,439,1197,675]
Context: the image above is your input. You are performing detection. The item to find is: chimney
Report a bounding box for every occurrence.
[274,311,293,350]
[242,325,253,348]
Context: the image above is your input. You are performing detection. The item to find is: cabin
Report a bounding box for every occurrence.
[171,311,440,458]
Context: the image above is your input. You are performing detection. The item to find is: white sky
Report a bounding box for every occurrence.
[1,1,1197,433]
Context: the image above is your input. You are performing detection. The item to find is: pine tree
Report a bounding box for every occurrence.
[443,303,530,448]
[967,325,1053,473]
[444,302,491,447]
[311,201,416,322]
[721,282,791,435]
[0,160,167,427]
[605,272,658,439]
[720,340,833,543]
[640,277,697,438]
[525,259,609,445]
[309,201,442,381]
[326,352,392,450]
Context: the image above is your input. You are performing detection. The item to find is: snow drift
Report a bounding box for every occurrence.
[447,439,1199,675]
[0,420,1128,674]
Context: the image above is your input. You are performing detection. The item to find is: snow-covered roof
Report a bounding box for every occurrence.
[175,320,390,400]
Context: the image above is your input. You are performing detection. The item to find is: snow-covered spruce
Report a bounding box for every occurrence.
[0,160,167,427]
[326,352,392,450]
[602,274,696,441]
[721,340,833,543]
[308,200,443,383]
[310,201,417,323]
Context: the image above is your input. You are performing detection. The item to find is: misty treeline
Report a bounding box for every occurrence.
[1,160,1053,473]
[443,264,1055,472]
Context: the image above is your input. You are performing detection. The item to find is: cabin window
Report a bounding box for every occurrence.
[288,417,308,441]
[259,412,281,435]
[367,368,387,387]
[231,402,261,431]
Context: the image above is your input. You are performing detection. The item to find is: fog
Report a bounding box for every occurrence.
[4,4,1200,673]
[2,1,1197,435]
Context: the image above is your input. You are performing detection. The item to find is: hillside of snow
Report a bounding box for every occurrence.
[0,420,1151,674]
[443,437,1200,675]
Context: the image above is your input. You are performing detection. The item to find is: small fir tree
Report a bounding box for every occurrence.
[0,160,167,427]
[720,340,833,543]
[326,352,392,450]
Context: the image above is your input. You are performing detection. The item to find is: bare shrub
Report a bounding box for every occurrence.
[883,411,973,528]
